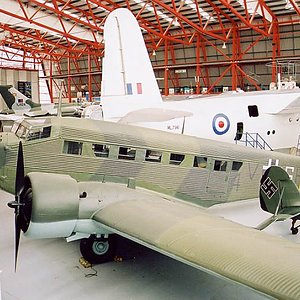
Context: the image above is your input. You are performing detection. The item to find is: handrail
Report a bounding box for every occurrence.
[236,132,273,151]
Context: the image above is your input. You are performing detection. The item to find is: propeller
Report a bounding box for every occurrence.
[7,141,32,271]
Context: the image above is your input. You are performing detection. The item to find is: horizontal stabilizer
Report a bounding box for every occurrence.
[267,95,300,114]
[118,108,193,124]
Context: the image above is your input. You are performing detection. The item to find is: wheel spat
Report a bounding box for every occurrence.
[7,141,26,271]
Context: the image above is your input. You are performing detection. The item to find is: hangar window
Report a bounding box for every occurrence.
[145,150,162,162]
[169,153,185,165]
[193,156,207,168]
[248,105,259,117]
[93,144,110,158]
[118,147,136,160]
[63,141,82,155]
[214,160,227,171]
[232,161,243,171]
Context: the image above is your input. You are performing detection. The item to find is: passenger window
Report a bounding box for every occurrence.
[248,105,259,117]
[214,160,227,171]
[169,153,185,165]
[93,144,110,158]
[118,147,136,160]
[193,156,207,168]
[145,150,162,162]
[63,141,83,155]
[232,161,243,171]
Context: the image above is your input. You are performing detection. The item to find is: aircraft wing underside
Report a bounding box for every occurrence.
[93,196,300,299]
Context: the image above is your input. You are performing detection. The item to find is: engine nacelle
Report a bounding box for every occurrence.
[23,172,80,239]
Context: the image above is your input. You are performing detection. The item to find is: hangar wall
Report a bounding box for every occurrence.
[0,68,39,110]
[46,23,300,100]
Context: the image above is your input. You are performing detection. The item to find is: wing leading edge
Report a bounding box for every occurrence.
[93,197,300,299]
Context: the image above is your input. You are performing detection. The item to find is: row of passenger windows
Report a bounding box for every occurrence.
[63,140,243,172]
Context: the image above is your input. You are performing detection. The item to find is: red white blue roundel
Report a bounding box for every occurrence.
[212,113,230,135]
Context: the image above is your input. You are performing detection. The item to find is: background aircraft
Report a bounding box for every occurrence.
[95,8,300,154]
[1,116,300,298]
[0,85,80,117]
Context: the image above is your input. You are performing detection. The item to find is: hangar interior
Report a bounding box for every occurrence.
[0,0,299,106]
[1,2,300,300]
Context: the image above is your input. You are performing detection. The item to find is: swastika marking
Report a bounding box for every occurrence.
[261,177,278,199]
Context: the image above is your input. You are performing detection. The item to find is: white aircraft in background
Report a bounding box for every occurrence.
[88,8,300,154]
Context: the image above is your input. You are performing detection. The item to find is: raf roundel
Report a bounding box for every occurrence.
[212,113,230,135]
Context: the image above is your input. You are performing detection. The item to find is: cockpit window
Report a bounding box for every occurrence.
[15,124,29,139]
[27,126,52,141]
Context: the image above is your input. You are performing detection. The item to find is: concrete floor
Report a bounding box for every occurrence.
[0,188,297,300]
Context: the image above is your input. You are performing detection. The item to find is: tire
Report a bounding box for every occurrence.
[291,227,299,235]
[80,235,115,264]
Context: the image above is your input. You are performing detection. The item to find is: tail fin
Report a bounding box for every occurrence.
[0,85,40,114]
[257,166,300,230]
[0,85,15,109]
[101,8,162,120]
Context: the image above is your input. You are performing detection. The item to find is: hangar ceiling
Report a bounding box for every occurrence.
[0,0,299,98]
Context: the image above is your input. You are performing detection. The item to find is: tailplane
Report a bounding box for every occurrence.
[257,166,300,233]
[101,8,163,120]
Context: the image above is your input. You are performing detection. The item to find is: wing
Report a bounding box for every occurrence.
[12,171,300,299]
[118,108,193,124]
[93,196,300,299]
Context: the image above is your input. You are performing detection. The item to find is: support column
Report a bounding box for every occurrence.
[164,40,169,96]
[67,56,71,102]
[88,53,92,101]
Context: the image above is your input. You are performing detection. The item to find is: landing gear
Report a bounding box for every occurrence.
[80,235,115,264]
[290,217,300,235]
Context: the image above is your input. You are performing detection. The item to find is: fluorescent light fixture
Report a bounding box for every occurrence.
[285,0,294,10]
[133,0,179,26]
[184,0,215,22]
[236,0,272,22]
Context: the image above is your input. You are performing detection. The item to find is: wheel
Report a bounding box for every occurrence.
[80,235,115,264]
[291,227,299,235]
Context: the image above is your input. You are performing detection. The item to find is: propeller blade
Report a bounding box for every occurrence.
[14,214,22,272]
[15,141,24,197]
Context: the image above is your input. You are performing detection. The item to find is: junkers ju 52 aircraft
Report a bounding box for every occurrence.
[1,116,300,298]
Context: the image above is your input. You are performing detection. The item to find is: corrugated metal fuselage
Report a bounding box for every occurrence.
[1,117,300,207]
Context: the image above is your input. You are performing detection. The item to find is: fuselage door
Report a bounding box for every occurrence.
[235,122,244,141]
[206,159,229,198]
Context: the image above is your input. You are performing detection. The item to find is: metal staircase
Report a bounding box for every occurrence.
[236,132,273,151]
